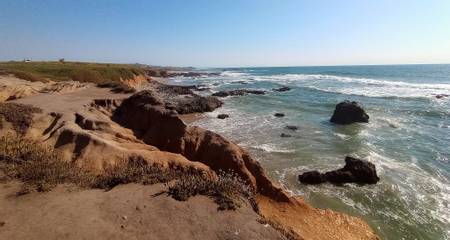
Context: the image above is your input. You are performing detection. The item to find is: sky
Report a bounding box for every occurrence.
[1,0,450,67]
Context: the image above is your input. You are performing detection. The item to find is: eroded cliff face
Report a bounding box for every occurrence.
[0,82,379,240]
[112,90,289,201]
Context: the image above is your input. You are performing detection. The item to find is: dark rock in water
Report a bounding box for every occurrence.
[274,113,285,117]
[298,156,379,185]
[285,125,298,131]
[280,133,292,138]
[273,86,291,92]
[298,171,325,184]
[435,94,449,99]
[217,114,229,119]
[330,100,369,124]
[231,81,248,84]
[212,89,266,97]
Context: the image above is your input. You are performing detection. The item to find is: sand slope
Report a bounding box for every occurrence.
[0,182,283,240]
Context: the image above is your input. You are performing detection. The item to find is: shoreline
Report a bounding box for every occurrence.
[0,72,380,240]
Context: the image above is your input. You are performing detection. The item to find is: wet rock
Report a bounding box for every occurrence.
[435,94,449,99]
[298,171,325,184]
[298,156,379,185]
[285,125,298,131]
[330,100,369,124]
[217,114,229,119]
[280,133,292,138]
[231,81,248,84]
[273,86,291,92]
[274,113,285,117]
[212,89,266,97]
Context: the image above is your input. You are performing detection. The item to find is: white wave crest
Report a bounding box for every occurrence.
[255,74,450,99]
[220,71,249,77]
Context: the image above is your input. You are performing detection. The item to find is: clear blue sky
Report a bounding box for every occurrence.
[1,0,450,67]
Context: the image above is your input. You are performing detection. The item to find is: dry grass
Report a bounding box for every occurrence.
[0,135,92,192]
[96,81,136,93]
[168,170,257,211]
[92,156,182,190]
[0,103,42,135]
[0,135,254,211]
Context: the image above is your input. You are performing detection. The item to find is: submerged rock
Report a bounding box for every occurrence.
[280,133,292,138]
[217,114,229,119]
[298,156,379,185]
[285,125,298,131]
[435,94,449,99]
[330,100,369,124]
[273,86,291,92]
[212,89,266,97]
[274,113,285,117]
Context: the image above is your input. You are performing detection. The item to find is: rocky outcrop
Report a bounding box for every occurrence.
[212,89,266,97]
[298,156,379,185]
[330,101,369,124]
[0,75,90,102]
[112,91,289,201]
[146,82,223,114]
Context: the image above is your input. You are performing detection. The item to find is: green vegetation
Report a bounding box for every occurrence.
[0,134,255,211]
[0,61,145,83]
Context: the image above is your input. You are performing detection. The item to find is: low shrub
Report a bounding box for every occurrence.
[0,135,92,191]
[168,170,257,211]
[0,103,42,135]
[0,135,256,211]
[91,156,180,190]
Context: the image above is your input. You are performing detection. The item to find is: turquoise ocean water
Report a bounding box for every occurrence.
[168,64,450,240]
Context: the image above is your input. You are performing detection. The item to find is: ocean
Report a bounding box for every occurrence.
[167,64,450,240]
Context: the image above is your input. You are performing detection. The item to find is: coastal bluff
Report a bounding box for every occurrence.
[0,70,379,240]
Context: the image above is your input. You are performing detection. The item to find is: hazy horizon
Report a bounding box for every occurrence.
[1,0,450,67]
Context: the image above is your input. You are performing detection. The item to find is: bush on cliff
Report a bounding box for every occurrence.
[0,135,254,211]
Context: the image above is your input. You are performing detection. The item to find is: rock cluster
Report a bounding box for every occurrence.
[212,89,266,97]
[298,156,379,185]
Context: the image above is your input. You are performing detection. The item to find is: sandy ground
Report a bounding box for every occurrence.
[0,182,283,240]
